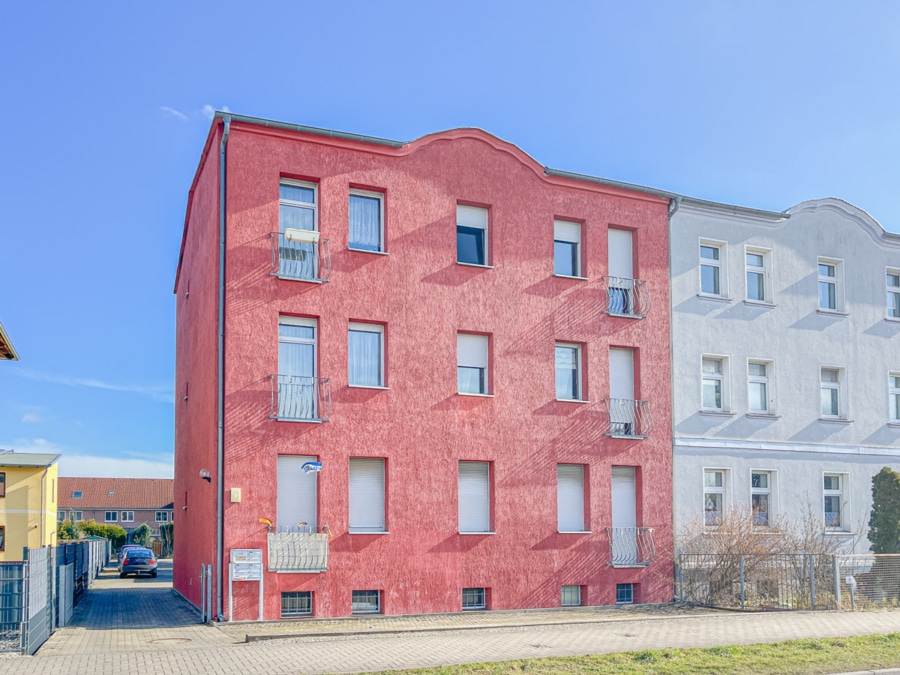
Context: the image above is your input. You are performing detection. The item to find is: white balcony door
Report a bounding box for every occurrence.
[610,348,636,434]
[278,317,317,418]
[612,466,637,564]
[277,455,318,532]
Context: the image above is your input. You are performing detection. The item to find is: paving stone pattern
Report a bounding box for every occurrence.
[2,563,900,675]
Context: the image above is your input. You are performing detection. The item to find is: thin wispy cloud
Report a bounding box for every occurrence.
[21,413,42,423]
[160,106,188,121]
[14,369,173,403]
[3,437,65,454]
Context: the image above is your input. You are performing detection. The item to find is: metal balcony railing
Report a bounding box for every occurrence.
[606,527,656,567]
[270,374,332,422]
[267,532,329,572]
[270,231,331,282]
[604,398,652,438]
[601,277,650,318]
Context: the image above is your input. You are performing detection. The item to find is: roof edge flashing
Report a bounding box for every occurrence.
[214,111,404,148]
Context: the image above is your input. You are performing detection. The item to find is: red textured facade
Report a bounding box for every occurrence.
[174,116,673,621]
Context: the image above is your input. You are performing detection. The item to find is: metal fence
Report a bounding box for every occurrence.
[0,539,107,654]
[677,553,900,611]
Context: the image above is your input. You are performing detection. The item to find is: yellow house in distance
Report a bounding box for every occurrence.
[0,452,60,561]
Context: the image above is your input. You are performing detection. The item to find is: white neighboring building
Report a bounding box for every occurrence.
[671,197,900,554]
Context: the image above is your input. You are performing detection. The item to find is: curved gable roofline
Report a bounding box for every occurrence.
[787,197,900,247]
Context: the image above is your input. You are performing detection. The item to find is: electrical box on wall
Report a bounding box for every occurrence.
[230,487,241,503]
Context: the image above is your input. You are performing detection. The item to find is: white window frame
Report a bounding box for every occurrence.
[701,356,729,412]
[750,470,773,526]
[456,204,489,267]
[58,511,66,522]
[555,342,583,401]
[461,587,486,610]
[348,188,385,253]
[817,257,844,312]
[747,359,774,415]
[457,333,489,395]
[349,458,386,533]
[887,269,900,319]
[561,585,582,607]
[703,469,727,526]
[823,473,847,531]
[279,178,318,231]
[348,322,385,388]
[155,511,169,523]
[557,464,586,533]
[351,590,381,614]
[744,246,773,304]
[699,239,726,297]
[278,316,319,420]
[553,220,582,278]
[820,366,847,420]
[71,511,82,522]
[121,511,134,523]
[890,372,900,423]
[281,591,313,617]
[458,461,492,534]
[105,511,118,523]
[616,583,634,604]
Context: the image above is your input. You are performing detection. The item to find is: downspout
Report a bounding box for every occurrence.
[216,114,231,621]
[666,195,681,580]
[40,466,48,547]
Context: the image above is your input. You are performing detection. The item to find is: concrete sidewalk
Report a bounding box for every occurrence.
[4,564,900,674]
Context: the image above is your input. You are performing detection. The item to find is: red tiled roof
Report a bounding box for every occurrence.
[58,477,174,509]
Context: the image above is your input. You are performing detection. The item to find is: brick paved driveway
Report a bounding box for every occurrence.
[3,561,900,675]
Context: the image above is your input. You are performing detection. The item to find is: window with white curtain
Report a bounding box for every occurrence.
[748,360,772,414]
[458,333,489,394]
[555,343,582,400]
[349,323,384,387]
[888,271,900,318]
[278,317,318,419]
[557,464,586,532]
[279,180,319,279]
[349,189,384,252]
[458,461,491,533]
[349,458,385,533]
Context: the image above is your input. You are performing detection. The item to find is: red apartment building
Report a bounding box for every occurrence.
[174,113,674,621]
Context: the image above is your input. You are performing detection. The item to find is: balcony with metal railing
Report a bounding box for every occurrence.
[267,530,329,572]
[270,230,331,283]
[270,374,332,422]
[605,527,656,567]
[601,277,650,318]
[603,398,652,438]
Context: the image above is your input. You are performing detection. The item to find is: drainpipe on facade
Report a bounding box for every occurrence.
[666,195,681,574]
[216,114,231,621]
[40,465,48,548]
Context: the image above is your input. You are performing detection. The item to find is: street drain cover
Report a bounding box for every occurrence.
[148,638,192,644]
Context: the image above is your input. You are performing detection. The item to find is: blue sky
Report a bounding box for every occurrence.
[1,2,899,477]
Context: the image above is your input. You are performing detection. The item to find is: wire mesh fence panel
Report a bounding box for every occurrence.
[678,554,837,611]
[0,563,23,653]
[837,554,900,610]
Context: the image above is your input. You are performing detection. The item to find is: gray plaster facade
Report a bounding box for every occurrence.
[670,197,900,553]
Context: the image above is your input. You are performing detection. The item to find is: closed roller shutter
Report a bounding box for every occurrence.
[277,455,318,532]
[349,458,385,532]
[458,462,491,532]
[557,464,585,532]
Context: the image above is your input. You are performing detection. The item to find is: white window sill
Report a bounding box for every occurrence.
[743,299,776,308]
[459,531,496,535]
[607,312,645,319]
[746,412,781,420]
[348,247,388,255]
[457,262,494,269]
[348,530,389,535]
[697,293,733,303]
[887,422,900,428]
[458,392,494,398]
[557,530,592,534]
[556,398,590,404]
[554,274,588,281]
[819,417,853,424]
[272,416,325,424]
[824,530,854,537]
[816,309,848,317]
[273,275,327,284]
[885,316,900,323]
[349,385,389,390]
[699,410,735,417]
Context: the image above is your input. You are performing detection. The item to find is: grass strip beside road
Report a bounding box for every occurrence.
[377,633,900,674]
